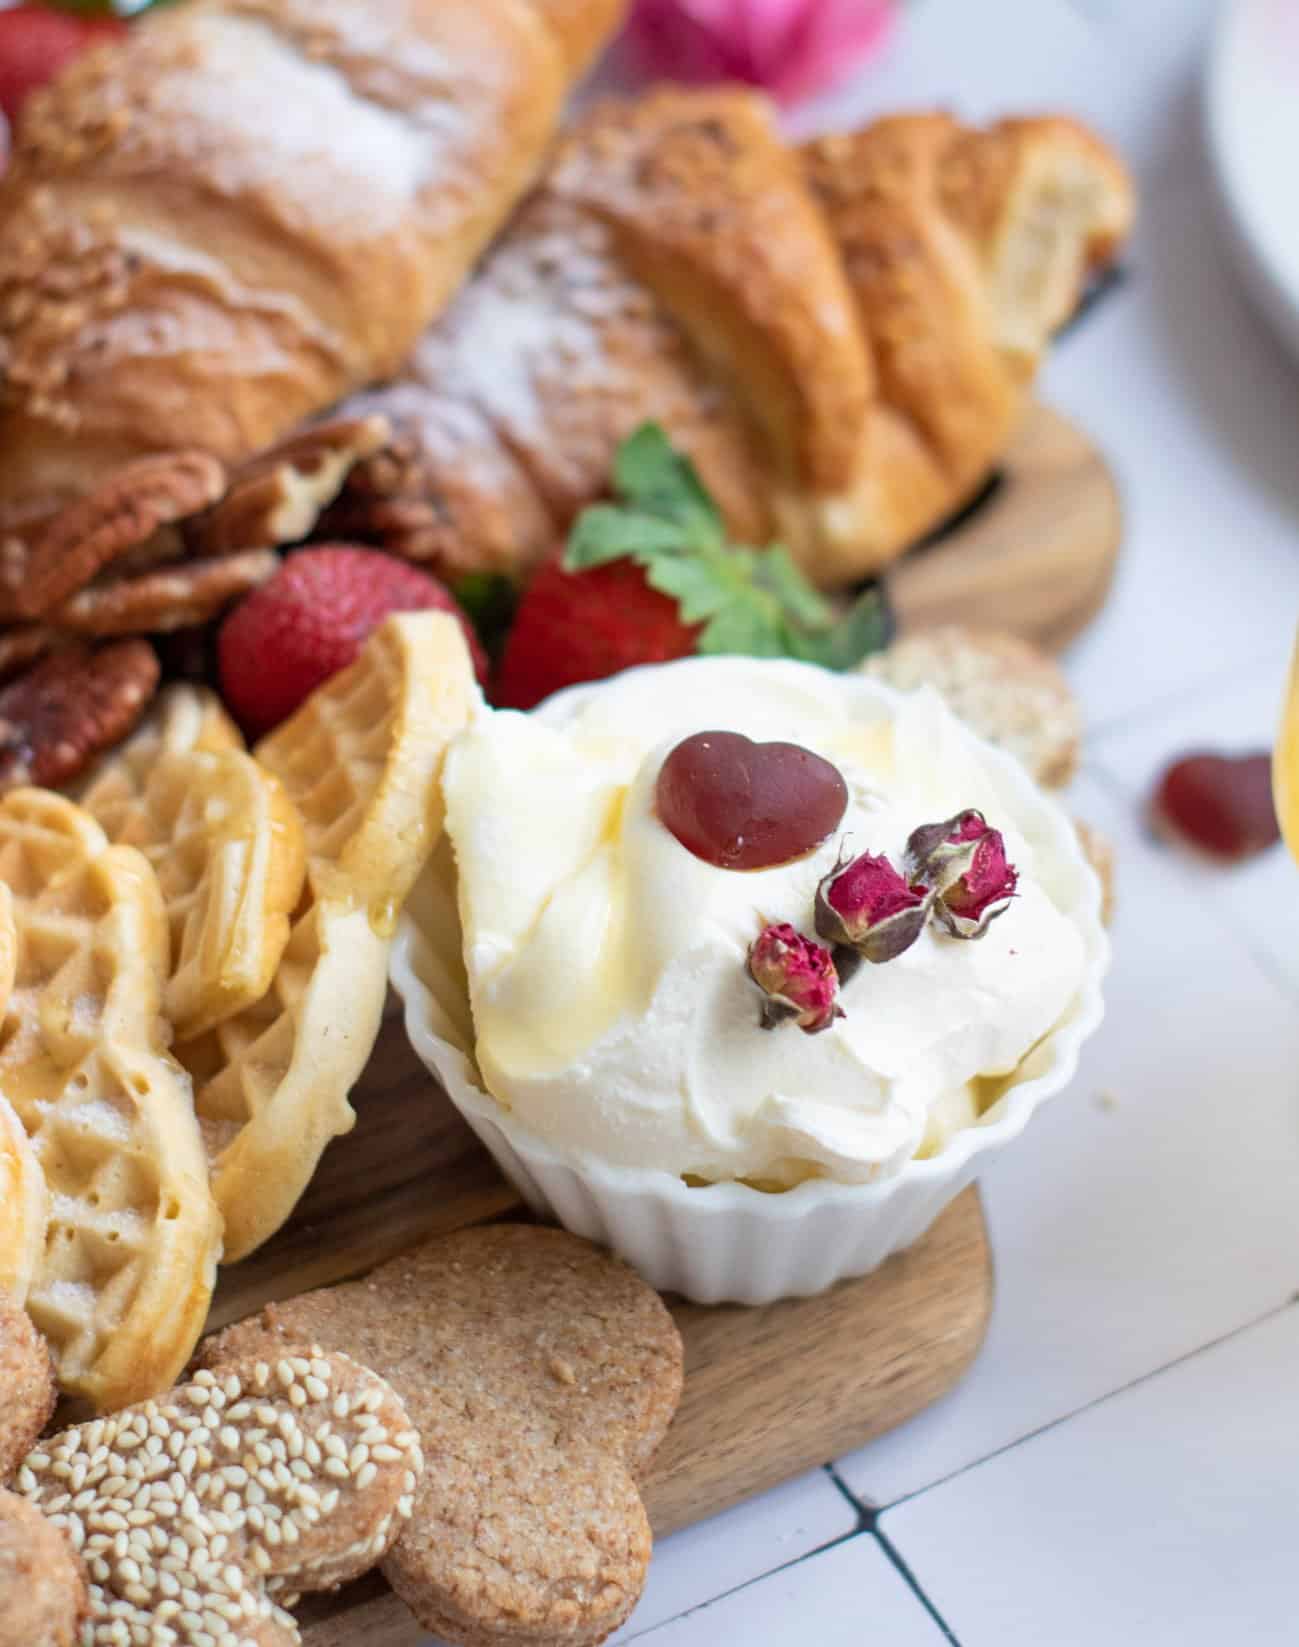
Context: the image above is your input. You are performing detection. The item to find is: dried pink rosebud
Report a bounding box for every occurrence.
[814,850,929,964]
[905,809,988,878]
[907,809,1019,939]
[747,922,843,1034]
[937,831,1019,937]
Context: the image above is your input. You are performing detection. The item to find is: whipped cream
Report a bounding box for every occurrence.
[441,658,1089,1187]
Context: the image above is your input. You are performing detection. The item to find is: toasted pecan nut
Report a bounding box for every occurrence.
[190,414,391,558]
[47,549,279,636]
[0,639,159,791]
[320,494,450,564]
[0,627,57,684]
[2,452,227,621]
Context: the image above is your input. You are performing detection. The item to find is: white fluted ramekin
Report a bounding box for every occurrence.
[390,672,1109,1305]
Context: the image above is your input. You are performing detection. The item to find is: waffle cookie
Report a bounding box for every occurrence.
[179,613,480,1261]
[77,682,243,827]
[0,789,222,1412]
[83,740,307,1042]
[0,884,48,1306]
[0,1088,46,1308]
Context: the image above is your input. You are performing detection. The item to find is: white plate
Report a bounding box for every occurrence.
[1205,0,1299,362]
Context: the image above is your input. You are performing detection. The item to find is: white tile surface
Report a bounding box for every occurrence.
[637,1533,948,1645]
[837,769,1299,1507]
[882,1304,1299,1645]
[1043,162,1299,728]
[611,1470,857,1642]
[793,0,1126,151]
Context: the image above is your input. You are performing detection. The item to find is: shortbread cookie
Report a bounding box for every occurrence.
[0,789,222,1411]
[864,626,1081,788]
[0,1490,87,1647]
[13,1351,422,1647]
[179,612,479,1261]
[204,1224,685,1647]
[0,1293,55,1480]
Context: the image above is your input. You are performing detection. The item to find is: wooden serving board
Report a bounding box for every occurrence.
[210,1018,992,1647]
[888,402,1122,653]
[203,412,1118,1640]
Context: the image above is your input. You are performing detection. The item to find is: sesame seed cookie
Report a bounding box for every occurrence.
[12,1350,423,1647]
[203,1224,685,1647]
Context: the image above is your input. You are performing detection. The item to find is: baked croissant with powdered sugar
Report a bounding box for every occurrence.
[0,0,625,554]
[325,89,1134,588]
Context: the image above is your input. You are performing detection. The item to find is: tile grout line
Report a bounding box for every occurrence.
[872,1523,965,1647]
[624,1515,873,1643]
[825,1463,966,1644]
[850,1295,1299,1524]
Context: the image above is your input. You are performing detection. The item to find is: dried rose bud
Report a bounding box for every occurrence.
[814,850,930,964]
[747,922,844,1034]
[904,809,989,881]
[907,809,1018,939]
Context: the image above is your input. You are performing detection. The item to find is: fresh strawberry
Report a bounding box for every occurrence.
[218,545,487,738]
[493,424,889,710]
[0,6,127,129]
[495,556,700,710]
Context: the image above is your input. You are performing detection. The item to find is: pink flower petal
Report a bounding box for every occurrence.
[628,0,894,104]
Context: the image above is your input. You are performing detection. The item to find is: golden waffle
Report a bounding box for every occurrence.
[84,746,307,1041]
[256,611,476,912]
[1,880,47,1300]
[2,881,51,1307]
[181,613,479,1262]
[0,789,222,1412]
[76,681,243,832]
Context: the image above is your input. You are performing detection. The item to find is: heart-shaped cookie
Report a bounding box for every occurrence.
[202,1224,684,1647]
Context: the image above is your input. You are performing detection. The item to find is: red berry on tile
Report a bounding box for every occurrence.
[1151,751,1279,861]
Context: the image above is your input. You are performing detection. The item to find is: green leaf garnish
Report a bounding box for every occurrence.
[563,423,888,672]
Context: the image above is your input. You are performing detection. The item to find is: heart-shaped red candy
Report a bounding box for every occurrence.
[655,730,849,871]
[1152,750,1279,860]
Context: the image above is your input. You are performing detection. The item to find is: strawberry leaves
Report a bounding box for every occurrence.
[565,424,887,671]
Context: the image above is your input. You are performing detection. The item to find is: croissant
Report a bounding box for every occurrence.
[0,0,625,547]
[328,89,1133,587]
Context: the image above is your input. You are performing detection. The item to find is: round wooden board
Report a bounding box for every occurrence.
[886,402,1121,654]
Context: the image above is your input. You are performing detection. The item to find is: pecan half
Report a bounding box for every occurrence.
[189,415,390,557]
[48,550,279,636]
[0,625,58,683]
[0,639,160,791]
[2,453,228,622]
